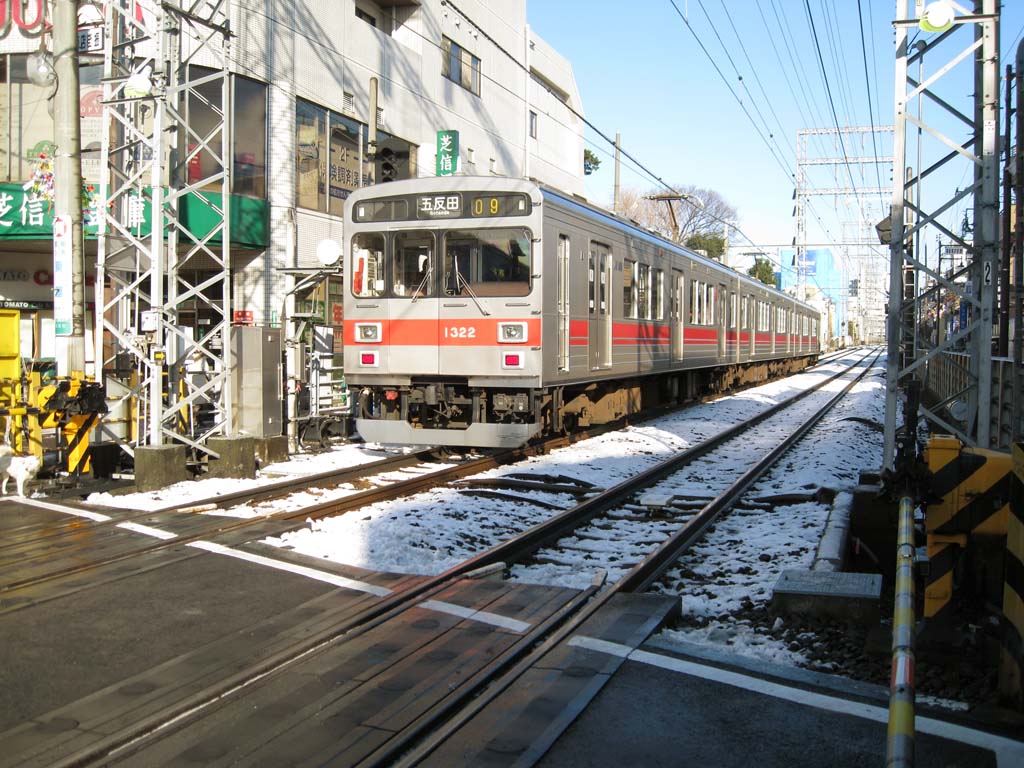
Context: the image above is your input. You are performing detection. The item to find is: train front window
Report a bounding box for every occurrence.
[443,228,531,297]
[393,231,435,298]
[351,233,385,297]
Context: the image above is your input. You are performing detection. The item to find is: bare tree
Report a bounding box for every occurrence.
[617,184,737,245]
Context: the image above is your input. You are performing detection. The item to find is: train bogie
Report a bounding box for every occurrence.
[344,177,820,447]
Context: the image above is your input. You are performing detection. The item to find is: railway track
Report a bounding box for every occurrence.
[0,350,878,767]
[0,351,842,602]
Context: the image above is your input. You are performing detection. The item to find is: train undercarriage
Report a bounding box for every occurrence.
[354,355,818,448]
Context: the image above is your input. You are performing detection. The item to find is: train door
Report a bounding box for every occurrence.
[588,242,612,369]
[557,234,571,372]
[390,230,439,374]
[717,285,726,358]
[671,269,684,361]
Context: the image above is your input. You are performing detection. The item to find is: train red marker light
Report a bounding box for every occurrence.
[360,352,377,366]
[504,354,520,367]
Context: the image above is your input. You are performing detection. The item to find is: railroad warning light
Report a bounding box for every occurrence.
[385,390,399,401]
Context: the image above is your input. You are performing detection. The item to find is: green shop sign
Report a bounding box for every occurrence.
[0,183,269,249]
[436,130,458,177]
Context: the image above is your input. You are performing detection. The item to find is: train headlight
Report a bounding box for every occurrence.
[498,322,527,343]
[355,322,382,343]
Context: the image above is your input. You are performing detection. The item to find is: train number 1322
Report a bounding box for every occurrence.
[443,326,476,339]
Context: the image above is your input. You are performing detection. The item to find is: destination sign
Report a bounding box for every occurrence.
[353,192,531,223]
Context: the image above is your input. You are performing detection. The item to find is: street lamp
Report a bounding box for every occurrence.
[26,41,56,89]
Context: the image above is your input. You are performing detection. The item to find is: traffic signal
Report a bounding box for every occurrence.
[379,147,397,182]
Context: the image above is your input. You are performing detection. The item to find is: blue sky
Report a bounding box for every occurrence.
[528,1,1024,259]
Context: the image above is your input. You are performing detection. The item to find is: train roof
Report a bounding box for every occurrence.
[537,184,814,311]
[343,176,815,312]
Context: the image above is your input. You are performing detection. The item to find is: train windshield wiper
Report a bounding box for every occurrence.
[452,261,490,316]
[411,264,432,302]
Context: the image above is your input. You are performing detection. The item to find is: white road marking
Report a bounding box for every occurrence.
[568,636,1024,767]
[14,498,112,522]
[117,522,178,540]
[187,540,392,596]
[419,599,531,634]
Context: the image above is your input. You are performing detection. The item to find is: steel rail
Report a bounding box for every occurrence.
[441,348,877,573]
[384,350,881,768]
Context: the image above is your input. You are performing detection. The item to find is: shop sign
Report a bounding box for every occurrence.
[0,0,46,36]
[331,302,343,324]
[77,24,103,54]
[0,300,53,310]
[0,183,109,238]
[53,214,72,335]
[233,309,254,326]
[436,130,458,177]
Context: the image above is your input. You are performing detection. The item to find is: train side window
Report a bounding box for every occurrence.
[623,259,636,318]
[652,268,664,320]
[637,263,650,319]
[741,295,749,328]
[351,233,386,297]
[393,231,435,298]
[729,293,737,328]
[689,279,699,324]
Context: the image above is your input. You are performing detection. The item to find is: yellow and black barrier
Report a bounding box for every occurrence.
[0,375,104,476]
[1000,444,1024,709]
[923,436,1011,623]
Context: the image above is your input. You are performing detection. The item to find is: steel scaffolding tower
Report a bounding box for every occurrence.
[794,126,892,313]
[97,0,233,459]
[884,0,1000,468]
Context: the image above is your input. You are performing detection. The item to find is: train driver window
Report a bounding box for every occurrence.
[351,233,386,297]
[392,231,435,298]
[443,228,531,297]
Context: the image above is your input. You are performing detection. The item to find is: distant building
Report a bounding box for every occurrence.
[778,247,847,344]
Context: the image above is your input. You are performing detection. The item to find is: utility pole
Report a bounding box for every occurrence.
[53,0,86,376]
[613,132,621,214]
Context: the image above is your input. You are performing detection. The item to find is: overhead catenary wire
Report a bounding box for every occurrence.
[857,0,888,210]
[438,0,854,293]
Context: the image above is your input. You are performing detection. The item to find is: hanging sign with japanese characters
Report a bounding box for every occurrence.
[53,214,72,335]
[436,130,458,177]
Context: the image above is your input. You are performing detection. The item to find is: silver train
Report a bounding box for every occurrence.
[343,177,820,447]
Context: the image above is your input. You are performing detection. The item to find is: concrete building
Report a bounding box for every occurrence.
[0,0,586,360]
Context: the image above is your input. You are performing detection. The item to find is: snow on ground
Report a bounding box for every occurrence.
[81,349,887,674]
[84,443,420,512]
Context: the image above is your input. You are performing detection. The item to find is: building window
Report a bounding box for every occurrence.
[355,0,392,34]
[355,7,377,27]
[0,54,56,184]
[295,97,416,214]
[183,67,267,198]
[442,36,481,96]
[233,75,267,198]
[529,110,537,139]
[296,100,328,212]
